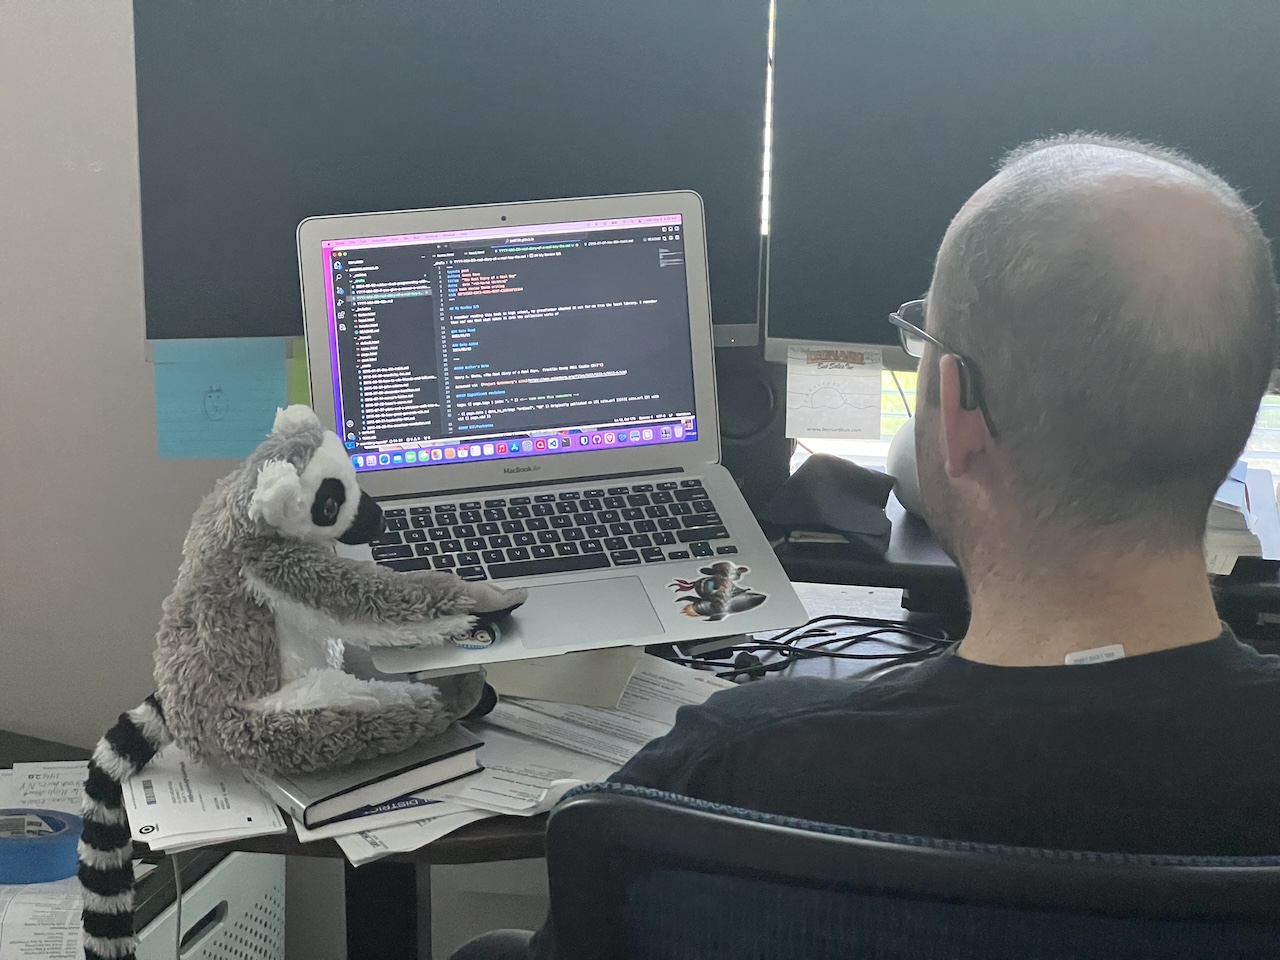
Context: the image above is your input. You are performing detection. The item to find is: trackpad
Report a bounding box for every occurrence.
[507,577,663,651]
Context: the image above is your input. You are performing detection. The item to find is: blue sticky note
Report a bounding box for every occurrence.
[152,338,289,459]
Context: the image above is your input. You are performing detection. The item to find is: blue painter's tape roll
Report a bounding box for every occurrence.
[0,808,84,884]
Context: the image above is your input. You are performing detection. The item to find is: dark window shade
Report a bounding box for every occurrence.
[766,0,1280,348]
[135,0,769,340]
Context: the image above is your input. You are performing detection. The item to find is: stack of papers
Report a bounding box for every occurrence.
[1205,463,1279,575]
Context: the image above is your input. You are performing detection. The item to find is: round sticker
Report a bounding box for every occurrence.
[452,622,500,650]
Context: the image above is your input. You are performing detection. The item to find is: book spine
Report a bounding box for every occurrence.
[242,767,307,825]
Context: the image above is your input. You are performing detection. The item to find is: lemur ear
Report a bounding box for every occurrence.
[248,459,307,530]
[271,405,321,436]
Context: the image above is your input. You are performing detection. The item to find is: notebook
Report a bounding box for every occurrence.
[297,191,806,674]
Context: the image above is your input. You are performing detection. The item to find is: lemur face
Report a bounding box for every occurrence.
[248,411,384,544]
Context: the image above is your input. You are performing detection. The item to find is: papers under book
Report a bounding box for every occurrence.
[242,723,482,828]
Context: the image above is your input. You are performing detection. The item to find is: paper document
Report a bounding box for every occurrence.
[785,346,882,440]
[0,878,81,959]
[335,810,495,867]
[486,656,733,766]
[483,646,644,708]
[426,726,618,815]
[1,760,89,812]
[121,745,285,850]
[293,797,468,842]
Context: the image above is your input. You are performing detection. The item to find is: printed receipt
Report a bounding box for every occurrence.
[484,656,733,767]
[0,878,81,959]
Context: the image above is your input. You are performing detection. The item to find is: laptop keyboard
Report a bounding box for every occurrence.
[367,479,740,581]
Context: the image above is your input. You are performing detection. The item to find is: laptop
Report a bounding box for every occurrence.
[297,191,806,674]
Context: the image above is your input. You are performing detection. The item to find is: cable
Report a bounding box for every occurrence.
[890,369,914,417]
[172,851,183,960]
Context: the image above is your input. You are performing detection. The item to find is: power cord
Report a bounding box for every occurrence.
[172,851,183,960]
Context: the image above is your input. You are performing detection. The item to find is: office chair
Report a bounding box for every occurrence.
[545,782,1280,960]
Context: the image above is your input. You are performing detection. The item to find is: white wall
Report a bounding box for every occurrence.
[0,3,345,955]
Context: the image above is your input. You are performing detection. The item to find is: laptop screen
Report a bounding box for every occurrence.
[321,214,700,473]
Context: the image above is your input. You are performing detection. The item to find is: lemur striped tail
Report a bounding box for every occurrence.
[80,694,172,960]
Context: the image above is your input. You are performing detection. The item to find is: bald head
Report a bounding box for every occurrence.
[926,133,1277,545]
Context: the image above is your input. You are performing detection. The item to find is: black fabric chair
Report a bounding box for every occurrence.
[544,783,1280,960]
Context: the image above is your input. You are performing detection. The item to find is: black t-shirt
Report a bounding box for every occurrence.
[527,629,1280,959]
[611,628,1280,854]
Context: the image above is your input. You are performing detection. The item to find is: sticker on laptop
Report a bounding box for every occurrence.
[452,621,501,650]
[668,562,768,622]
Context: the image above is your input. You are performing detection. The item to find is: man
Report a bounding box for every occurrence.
[453,134,1280,959]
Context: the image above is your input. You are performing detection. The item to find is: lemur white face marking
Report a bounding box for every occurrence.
[249,432,363,542]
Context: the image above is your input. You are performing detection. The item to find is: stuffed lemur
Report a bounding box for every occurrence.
[79,405,525,960]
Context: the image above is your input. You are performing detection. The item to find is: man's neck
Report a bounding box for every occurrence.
[956,543,1224,667]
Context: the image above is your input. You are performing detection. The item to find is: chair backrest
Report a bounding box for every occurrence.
[545,783,1280,960]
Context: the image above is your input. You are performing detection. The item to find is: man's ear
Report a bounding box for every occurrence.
[937,354,991,479]
[248,459,307,529]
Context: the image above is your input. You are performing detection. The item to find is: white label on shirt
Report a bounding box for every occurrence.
[1064,644,1125,666]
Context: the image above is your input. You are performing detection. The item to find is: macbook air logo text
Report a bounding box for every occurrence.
[503,465,540,475]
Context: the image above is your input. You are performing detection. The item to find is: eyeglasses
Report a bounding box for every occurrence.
[889,299,999,438]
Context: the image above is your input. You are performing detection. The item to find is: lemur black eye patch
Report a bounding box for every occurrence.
[311,477,347,526]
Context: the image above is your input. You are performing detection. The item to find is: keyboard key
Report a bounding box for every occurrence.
[488,552,610,580]
[461,501,482,510]
[412,515,433,528]
[490,534,512,548]
[654,531,676,546]
[433,503,457,513]
[465,538,486,551]
[558,491,580,500]
[632,484,654,493]
[382,557,432,571]
[682,514,719,528]
[535,493,557,503]
[441,539,463,553]
[716,545,740,555]
[532,545,554,559]
[668,550,690,560]
[607,487,628,495]
[457,566,487,581]
[680,479,703,488]
[429,528,452,541]
[509,505,532,519]
[550,516,573,529]
[453,524,476,538]
[371,531,403,546]
[628,534,653,548]
[385,517,409,532]
[555,501,578,514]
[604,496,626,509]
[373,544,413,560]
[384,507,406,517]
[584,489,606,498]
[515,532,536,546]
[502,520,525,533]
[610,549,642,566]
[580,498,603,511]
[670,502,693,515]
[533,503,555,517]
[659,517,682,531]
[482,549,505,564]
[478,522,500,536]
[405,529,426,543]
[582,539,604,553]
[527,517,550,531]
[621,508,643,521]
[645,504,669,518]
[415,542,438,556]
[564,528,586,541]
[575,513,597,526]
[432,555,457,569]
[609,522,633,536]
[510,496,532,506]
[587,525,608,538]
[460,510,482,524]
[483,508,507,521]
[555,542,580,556]
[484,498,507,508]
[537,530,561,544]
[604,537,627,551]
[410,505,433,515]
[651,491,674,504]
[459,552,481,566]
[694,501,718,514]
[507,546,531,560]
[657,482,678,491]
[627,494,650,507]
[599,510,621,523]
[690,542,714,558]
[677,526,729,542]
[641,547,665,563]
[675,489,709,502]
[634,520,657,533]
[436,512,458,526]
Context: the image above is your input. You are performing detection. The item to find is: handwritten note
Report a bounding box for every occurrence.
[152,337,288,459]
[785,346,883,440]
[1,762,88,813]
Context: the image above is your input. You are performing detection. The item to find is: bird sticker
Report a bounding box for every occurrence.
[668,561,768,622]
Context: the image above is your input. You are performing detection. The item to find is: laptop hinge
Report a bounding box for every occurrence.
[378,466,690,503]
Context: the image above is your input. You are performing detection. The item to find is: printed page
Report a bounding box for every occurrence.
[121,745,283,848]
[0,878,81,959]
[785,346,883,440]
[335,810,495,867]
[292,798,468,843]
[426,726,618,815]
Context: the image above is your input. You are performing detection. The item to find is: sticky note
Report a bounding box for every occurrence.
[785,346,883,440]
[152,338,288,459]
